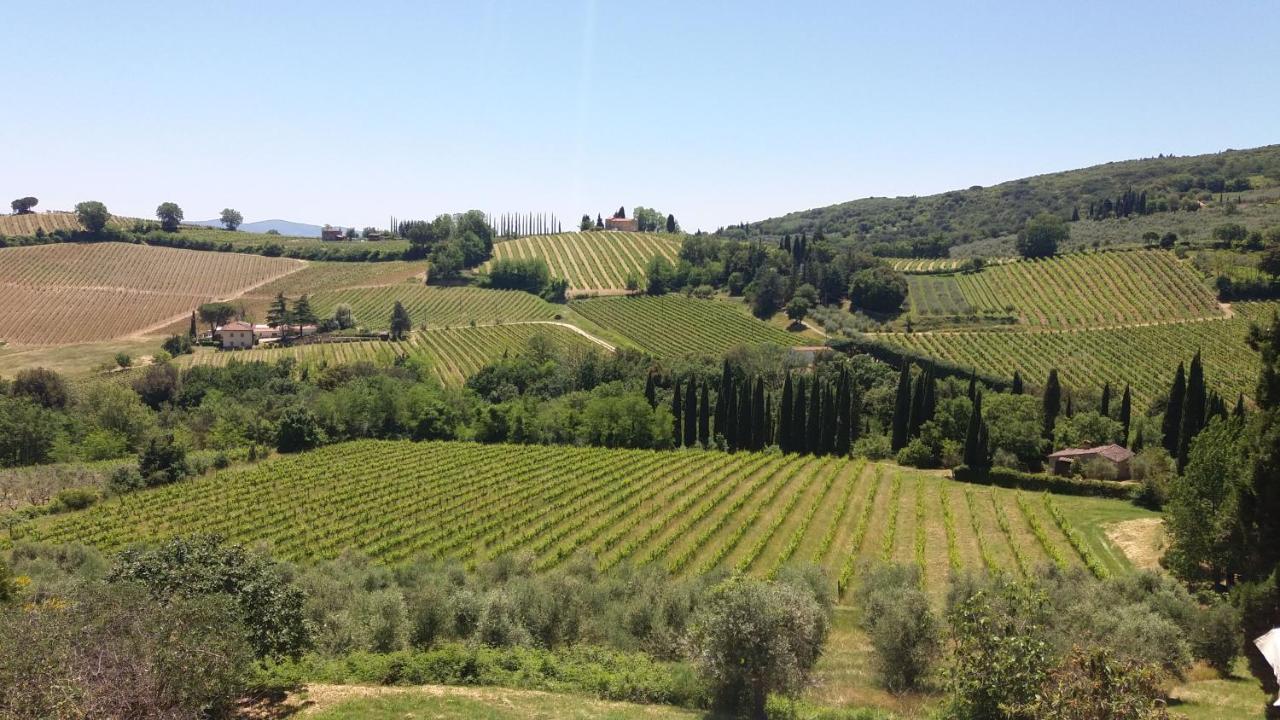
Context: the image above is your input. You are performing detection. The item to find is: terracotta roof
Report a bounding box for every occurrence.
[1047,444,1134,463]
[219,321,253,331]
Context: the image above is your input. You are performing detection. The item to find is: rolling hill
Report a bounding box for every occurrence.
[749,144,1280,254]
[186,218,326,236]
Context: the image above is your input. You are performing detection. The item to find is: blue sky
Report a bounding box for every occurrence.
[6,1,1278,232]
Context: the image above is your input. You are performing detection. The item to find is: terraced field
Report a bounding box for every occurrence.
[484,231,681,294]
[880,302,1278,407]
[10,440,1148,594]
[177,323,598,386]
[0,243,302,344]
[572,295,801,357]
[944,250,1219,327]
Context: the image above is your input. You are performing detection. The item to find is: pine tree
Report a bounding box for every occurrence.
[807,378,822,454]
[1177,351,1206,471]
[698,384,710,447]
[684,380,698,448]
[779,374,794,453]
[672,381,683,447]
[644,373,657,408]
[891,363,913,451]
[1011,370,1023,395]
[1100,382,1111,417]
[267,292,289,329]
[792,377,807,454]
[1043,369,1061,440]
[1162,362,1186,455]
[292,294,318,336]
[1119,384,1132,447]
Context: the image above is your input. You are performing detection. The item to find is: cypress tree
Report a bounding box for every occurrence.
[699,384,710,448]
[1011,370,1023,395]
[807,378,822,454]
[644,373,657,408]
[921,370,936,428]
[715,361,732,438]
[684,380,698,448]
[1119,384,1132,447]
[765,395,774,447]
[1234,393,1246,418]
[188,311,197,339]
[725,378,739,450]
[966,370,977,402]
[792,377,807,454]
[964,392,983,466]
[752,378,766,451]
[976,420,990,468]
[1064,394,1073,418]
[1177,351,1206,470]
[847,390,862,446]
[908,368,927,438]
[780,374,794,453]
[1100,382,1111,417]
[1162,362,1186,455]
[834,369,851,457]
[891,363,913,451]
[739,381,753,451]
[672,381,683,447]
[1043,369,1061,441]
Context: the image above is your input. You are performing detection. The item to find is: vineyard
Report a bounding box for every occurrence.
[879,302,1278,407]
[300,286,562,330]
[483,232,681,294]
[942,250,1220,327]
[888,257,1015,273]
[0,243,302,345]
[0,211,138,236]
[571,295,802,357]
[247,260,426,297]
[10,440,1147,592]
[177,323,599,386]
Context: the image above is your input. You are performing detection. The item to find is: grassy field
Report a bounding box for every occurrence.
[176,323,599,386]
[906,250,1221,328]
[572,296,802,357]
[300,685,701,720]
[878,301,1277,407]
[11,440,1151,594]
[484,232,681,294]
[0,243,302,345]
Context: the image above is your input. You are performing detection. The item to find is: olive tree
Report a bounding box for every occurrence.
[74,200,110,234]
[220,207,243,231]
[688,576,829,719]
[155,202,184,232]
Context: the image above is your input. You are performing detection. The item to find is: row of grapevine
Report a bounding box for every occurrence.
[483,231,680,292]
[572,295,801,357]
[11,441,1141,587]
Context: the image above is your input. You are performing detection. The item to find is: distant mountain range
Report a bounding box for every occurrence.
[186,218,327,237]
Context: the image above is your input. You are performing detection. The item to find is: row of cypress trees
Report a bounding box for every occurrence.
[1159,351,1240,471]
[648,361,862,455]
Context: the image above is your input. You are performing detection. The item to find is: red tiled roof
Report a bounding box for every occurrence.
[1047,444,1134,463]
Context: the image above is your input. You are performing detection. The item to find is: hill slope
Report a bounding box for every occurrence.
[750,144,1280,252]
[186,218,326,236]
[484,231,680,295]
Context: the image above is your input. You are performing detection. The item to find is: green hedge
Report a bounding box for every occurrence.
[828,336,1009,390]
[951,464,1134,500]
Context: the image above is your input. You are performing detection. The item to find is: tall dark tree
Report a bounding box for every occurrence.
[672,381,683,447]
[1177,351,1207,471]
[891,363,913,451]
[698,383,711,447]
[908,368,927,438]
[1162,362,1187,455]
[779,374,794,453]
[820,386,837,455]
[684,380,698,448]
[714,361,732,439]
[752,379,766,451]
[846,389,862,446]
[389,301,412,340]
[966,370,977,402]
[807,378,822,454]
[738,381,753,451]
[644,373,657,408]
[834,369,851,457]
[1233,393,1246,418]
[1100,382,1112,417]
[1119,384,1132,447]
[724,377,739,450]
[1043,369,1062,441]
[188,312,197,339]
[1011,370,1023,395]
[963,392,984,466]
[792,377,807,454]
[976,419,991,469]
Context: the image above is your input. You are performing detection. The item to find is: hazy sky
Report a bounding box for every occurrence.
[6,1,1278,232]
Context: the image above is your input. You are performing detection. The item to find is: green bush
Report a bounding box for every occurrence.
[855,564,939,693]
[952,464,1133,499]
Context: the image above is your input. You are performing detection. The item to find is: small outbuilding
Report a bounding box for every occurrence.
[604,217,638,232]
[1047,444,1134,480]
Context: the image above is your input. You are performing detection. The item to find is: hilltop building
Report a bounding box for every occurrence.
[605,217,638,232]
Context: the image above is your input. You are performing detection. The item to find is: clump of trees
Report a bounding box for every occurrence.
[1015,212,1069,258]
[9,196,37,214]
[155,202,183,232]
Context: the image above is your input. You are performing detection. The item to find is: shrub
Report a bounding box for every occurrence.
[853,434,893,460]
[1018,646,1171,720]
[855,564,939,692]
[50,487,97,513]
[896,437,939,468]
[1193,601,1240,675]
